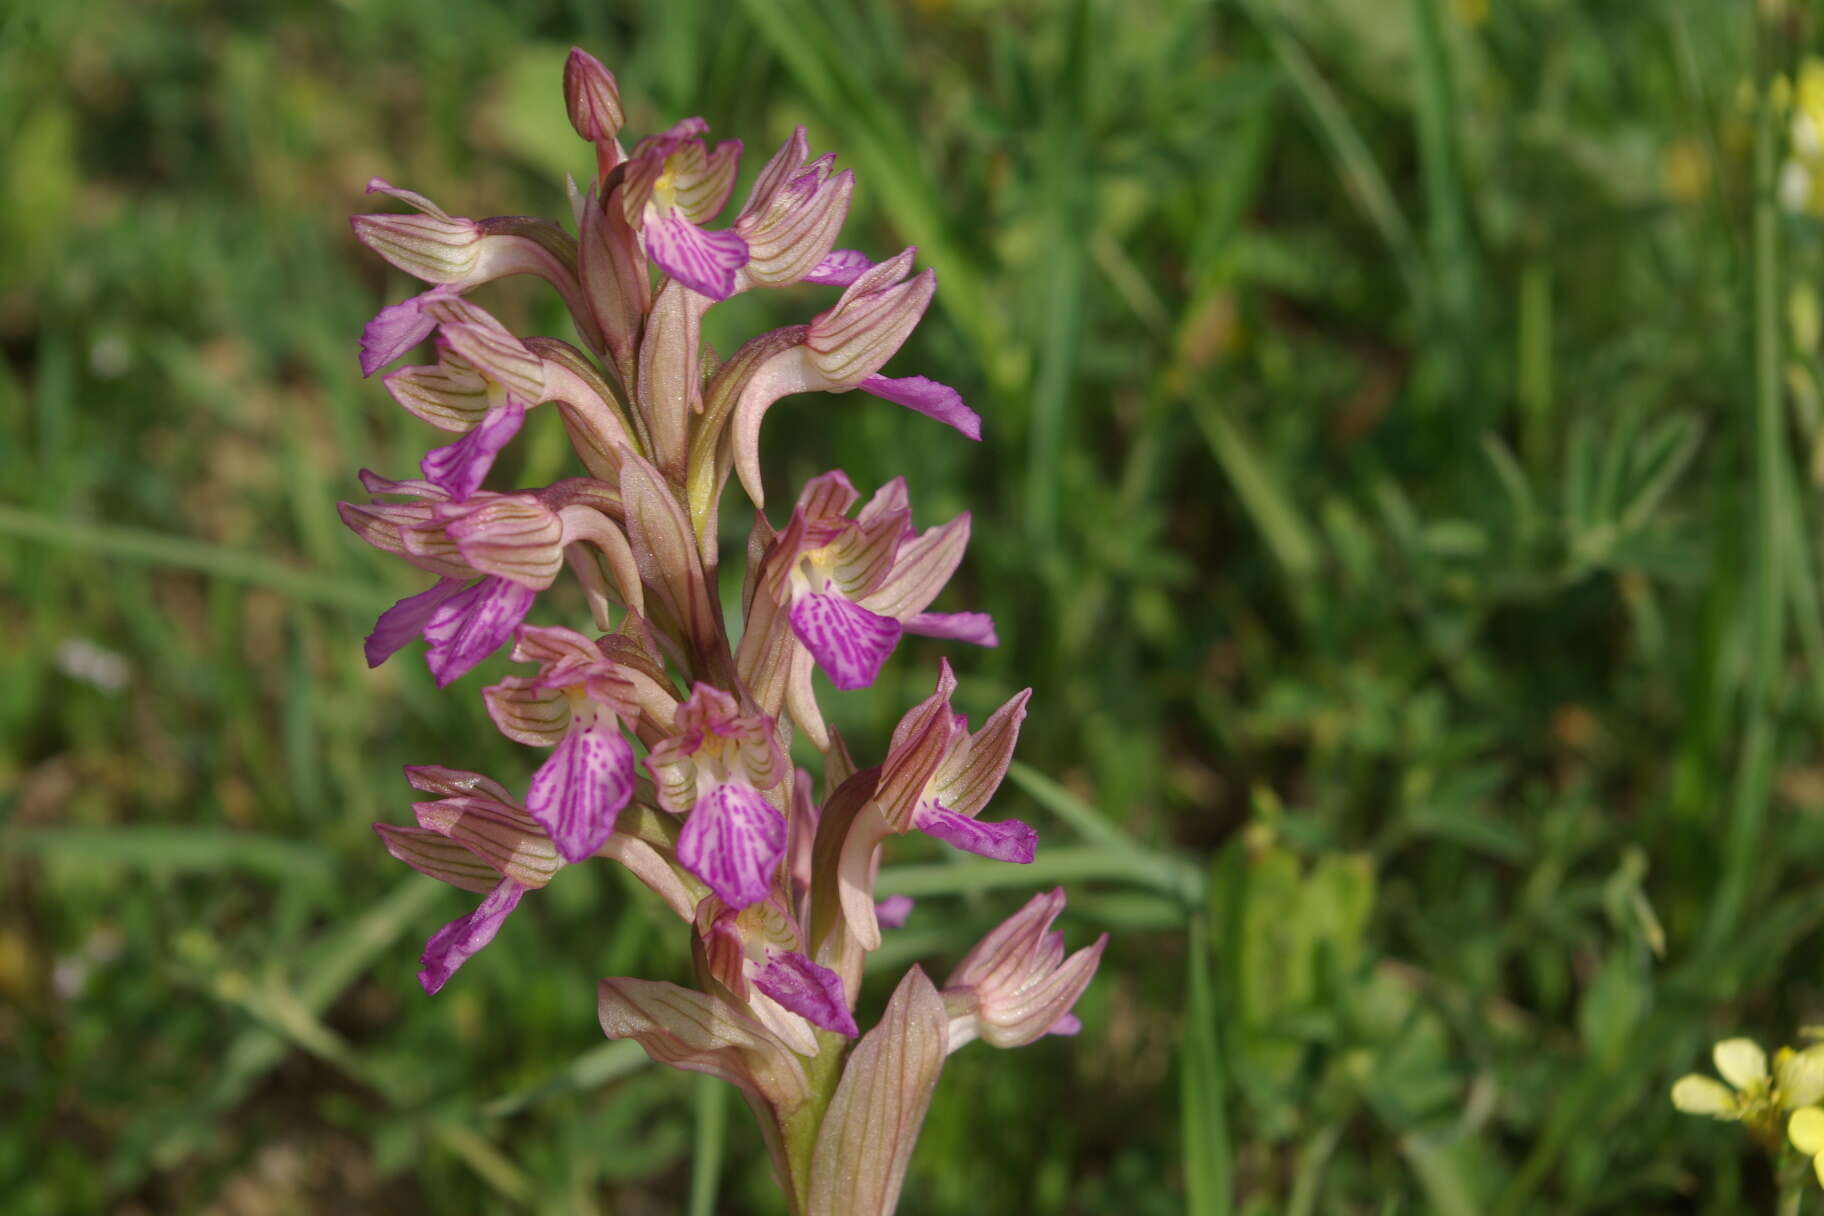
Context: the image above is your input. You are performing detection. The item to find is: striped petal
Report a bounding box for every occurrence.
[803,249,873,286]
[422,577,535,686]
[789,588,902,691]
[858,374,981,441]
[525,718,636,863]
[360,288,450,376]
[418,878,525,994]
[914,803,1037,864]
[364,577,465,668]
[677,782,786,909]
[644,212,747,301]
[753,950,858,1037]
[420,400,524,500]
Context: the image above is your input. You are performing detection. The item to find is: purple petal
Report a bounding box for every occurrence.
[789,589,902,691]
[803,249,874,286]
[644,212,748,300]
[422,577,535,687]
[418,878,525,994]
[676,782,787,909]
[359,292,445,376]
[875,895,915,930]
[525,718,636,863]
[1048,1013,1083,1037]
[365,577,466,667]
[903,611,998,647]
[420,399,525,500]
[915,803,1038,864]
[858,375,982,441]
[752,950,859,1037]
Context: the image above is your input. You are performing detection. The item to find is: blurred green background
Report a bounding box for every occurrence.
[4,0,1824,1210]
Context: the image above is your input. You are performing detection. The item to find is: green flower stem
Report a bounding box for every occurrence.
[780,1027,850,1213]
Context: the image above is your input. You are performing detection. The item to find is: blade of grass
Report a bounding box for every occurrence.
[1697,26,1788,962]
[431,1123,535,1206]
[735,0,1015,394]
[484,1040,653,1118]
[1025,0,1092,557]
[0,503,388,612]
[688,1073,729,1216]
[1400,1133,1480,1216]
[9,826,335,888]
[1517,262,1554,474]
[1006,760,1136,856]
[877,845,1203,905]
[134,876,447,1181]
[1190,394,1322,579]
[1410,0,1479,407]
[1239,0,1423,303]
[1182,913,1230,1216]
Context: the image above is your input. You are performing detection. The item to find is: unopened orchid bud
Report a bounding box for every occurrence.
[942,888,1105,1051]
[564,47,624,148]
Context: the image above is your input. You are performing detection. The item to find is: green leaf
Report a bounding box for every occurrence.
[1182,915,1232,1216]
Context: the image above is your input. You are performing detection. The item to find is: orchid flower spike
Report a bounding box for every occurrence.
[350,49,1103,1216]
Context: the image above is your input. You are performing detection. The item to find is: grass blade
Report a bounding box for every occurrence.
[688,1073,729,1216]
[0,502,386,612]
[1181,914,1230,1216]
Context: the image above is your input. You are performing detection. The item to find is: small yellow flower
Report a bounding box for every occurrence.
[1779,1044,1824,1109]
[1790,1108,1824,1187]
[1672,1038,1824,1146]
[1673,1037,1771,1120]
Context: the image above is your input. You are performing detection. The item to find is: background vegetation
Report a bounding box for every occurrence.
[3,0,1822,1210]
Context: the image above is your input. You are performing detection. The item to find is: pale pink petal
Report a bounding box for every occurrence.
[858,374,981,440]
[903,611,998,647]
[1048,1013,1083,1036]
[644,212,748,300]
[422,577,535,686]
[915,804,1038,863]
[803,249,874,286]
[419,399,525,499]
[364,577,466,667]
[677,782,787,909]
[418,878,525,994]
[360,288,453,376]
[753,950,859,1037]
[874,895,915,929]
[525,718,636,863]
[789,589,902,691]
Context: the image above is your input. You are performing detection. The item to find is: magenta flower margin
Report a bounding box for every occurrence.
[346,50,1104,1213]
